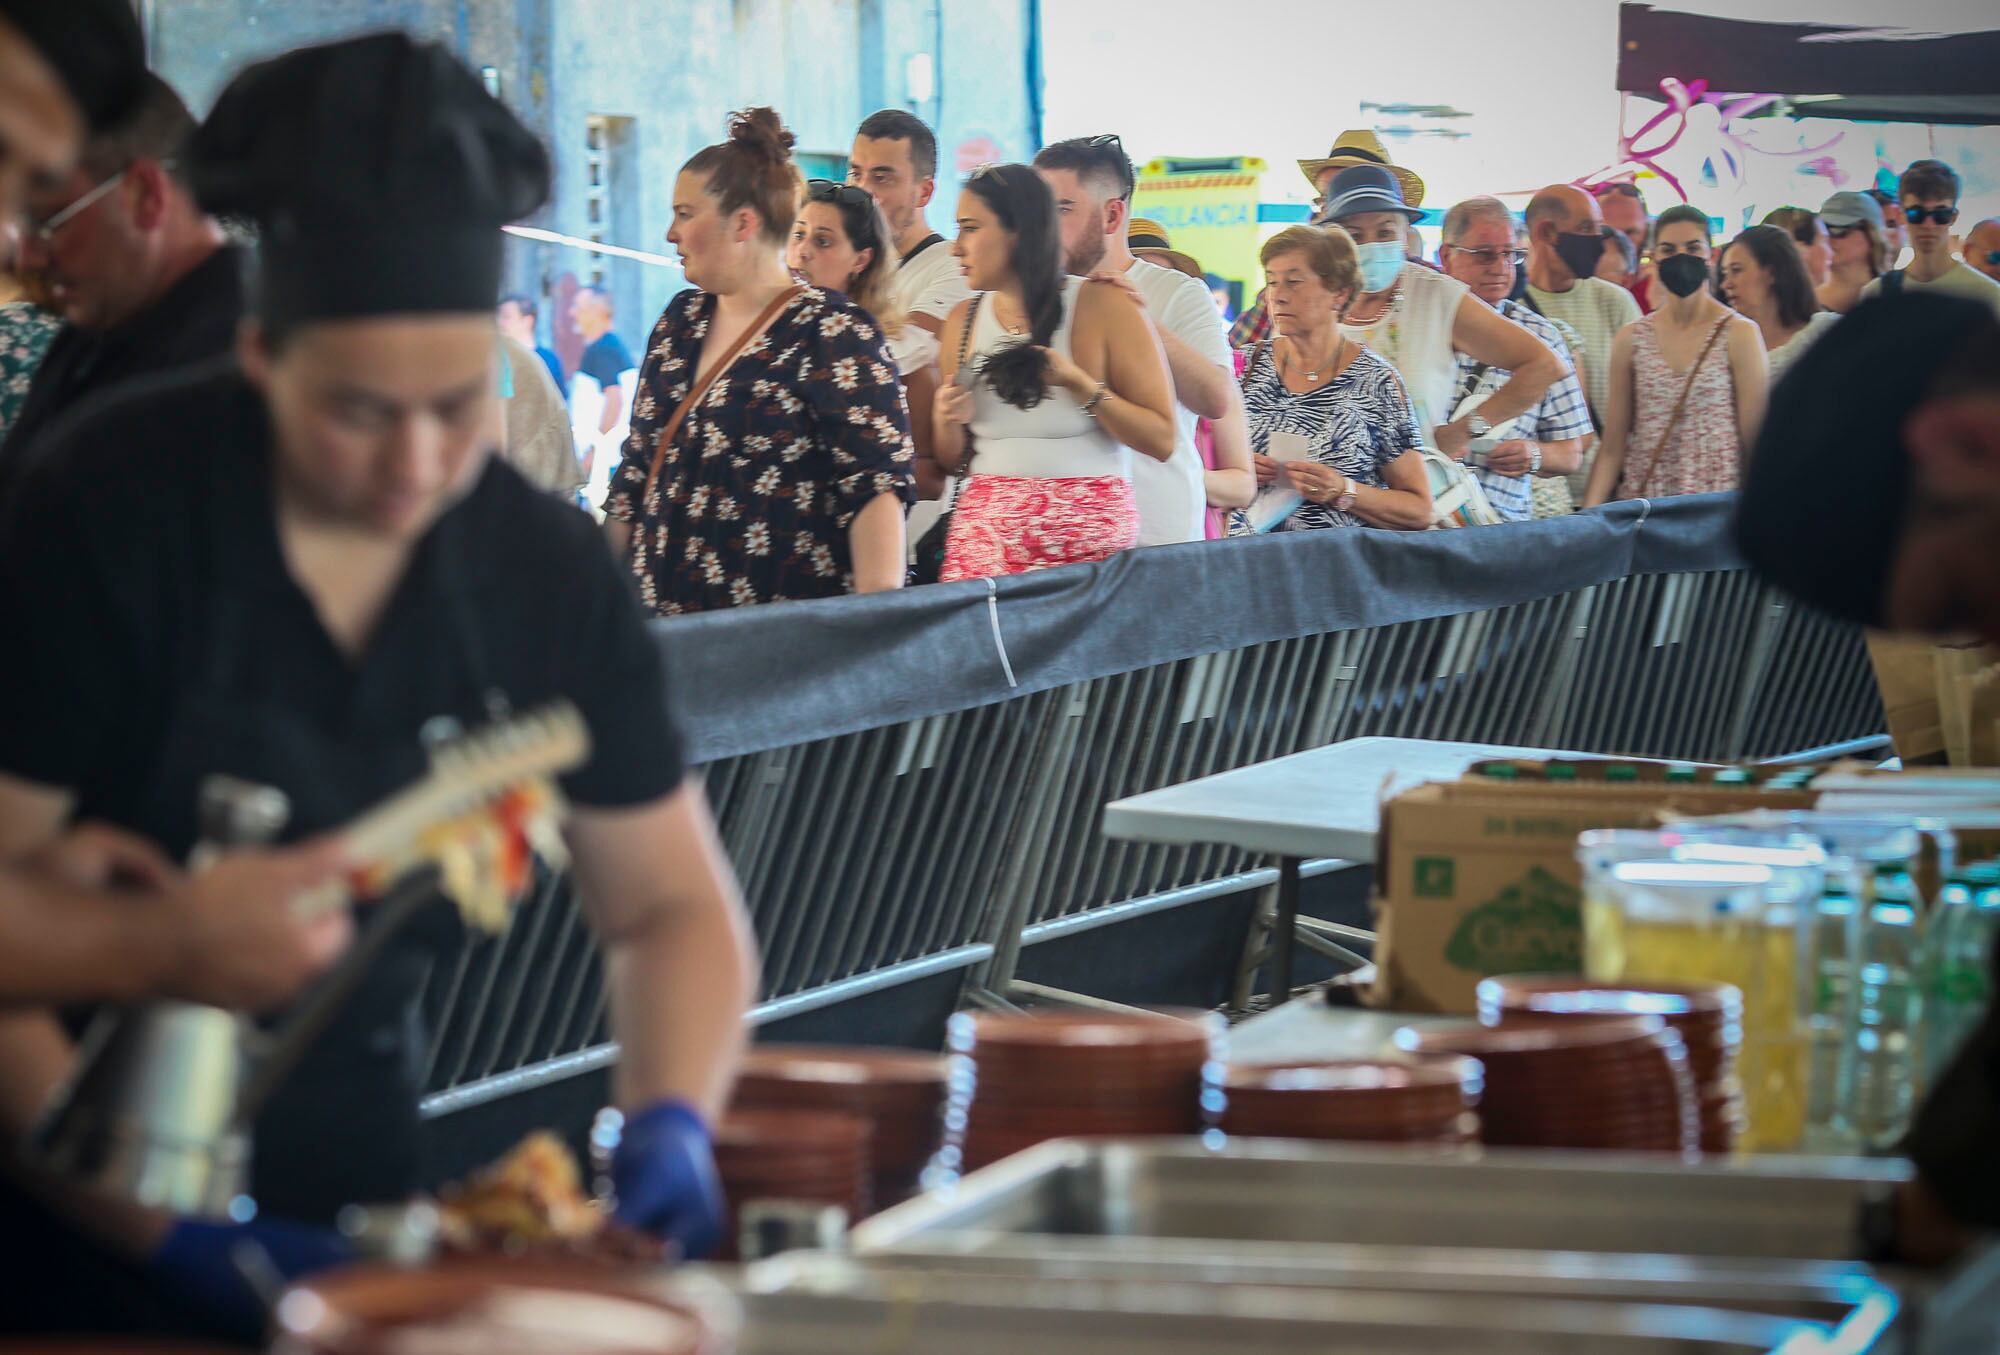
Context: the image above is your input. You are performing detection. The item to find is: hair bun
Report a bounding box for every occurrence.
[728,106,795,164]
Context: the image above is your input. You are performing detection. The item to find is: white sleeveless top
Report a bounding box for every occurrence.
[1337,261,1468,440]
[965,276,1130,481]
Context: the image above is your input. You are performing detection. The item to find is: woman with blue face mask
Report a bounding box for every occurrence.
[1321,164,1563,467]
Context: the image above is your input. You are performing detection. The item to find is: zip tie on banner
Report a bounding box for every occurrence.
[984,577,1019,689]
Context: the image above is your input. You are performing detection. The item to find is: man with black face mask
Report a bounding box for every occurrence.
[1523,185,1641,448]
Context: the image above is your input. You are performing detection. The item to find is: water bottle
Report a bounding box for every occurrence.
[1833,864,1926,1151]
[1923,863,2000,1083]
[1804,888,1857,1146]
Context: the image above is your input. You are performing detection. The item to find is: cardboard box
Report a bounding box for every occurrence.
[1369,780,1817,1014]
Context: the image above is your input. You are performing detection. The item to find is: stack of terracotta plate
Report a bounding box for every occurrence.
[1477,975,1745,1154]
[711,1109,870,1260]
[1394,1014,1698,1156]
[941,1008,1220,1173]
[1219,1056,1482,1147]
[729,1045,949,1210]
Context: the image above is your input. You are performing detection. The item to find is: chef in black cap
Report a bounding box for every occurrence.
[1737,289,2000,1264]
[0,32,754,1338]
[0,0,148,220]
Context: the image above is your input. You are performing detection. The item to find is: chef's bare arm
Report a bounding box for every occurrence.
[564,777,758,1119]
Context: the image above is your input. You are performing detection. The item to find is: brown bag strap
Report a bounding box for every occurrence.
[641,285,802,500]
[1628,314,1729,496]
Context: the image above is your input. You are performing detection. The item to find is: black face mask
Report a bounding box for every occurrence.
[1657,253,1710,298]
[1553,229,1608,282]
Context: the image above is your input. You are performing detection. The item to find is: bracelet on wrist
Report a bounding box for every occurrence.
[1080,381,1110,417]
[1527,441,1543,475]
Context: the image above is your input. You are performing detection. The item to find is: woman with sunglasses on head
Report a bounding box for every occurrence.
[931,163,1175,581]
[1816,191,1890,315]
[605,109,915,614]
[786,178,946,523]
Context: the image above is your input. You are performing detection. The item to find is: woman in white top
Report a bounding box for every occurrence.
[932,164,1175,581]
[1318,164,1562,458]
[1718,225,1838,384]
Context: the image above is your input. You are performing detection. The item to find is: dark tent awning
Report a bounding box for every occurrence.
[1617,4,2000,126]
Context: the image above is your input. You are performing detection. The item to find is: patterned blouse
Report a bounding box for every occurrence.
[605,286,915,615]
[1235,340,1422,531]
[0,303,59,443]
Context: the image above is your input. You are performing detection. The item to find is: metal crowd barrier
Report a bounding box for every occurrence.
[417,495,1884,1120]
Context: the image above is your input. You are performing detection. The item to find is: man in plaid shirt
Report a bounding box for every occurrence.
[1438,197,1593,521]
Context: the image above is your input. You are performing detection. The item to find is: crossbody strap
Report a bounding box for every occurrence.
[948,293,985,480]
[641,285,803,500]
[1628,314,1730,494]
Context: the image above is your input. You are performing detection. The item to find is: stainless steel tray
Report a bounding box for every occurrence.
[857,1138,1909,1262]
[727,1255,1831,1354]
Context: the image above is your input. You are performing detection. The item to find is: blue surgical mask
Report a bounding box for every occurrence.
[1356,240,1405,295]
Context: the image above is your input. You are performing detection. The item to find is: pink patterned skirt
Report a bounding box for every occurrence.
[940,473,1139,582]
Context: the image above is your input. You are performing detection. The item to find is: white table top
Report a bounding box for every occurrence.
[1226,998,1457,1065]
[1102,737,1604,862]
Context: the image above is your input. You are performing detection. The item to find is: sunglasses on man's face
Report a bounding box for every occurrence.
[1901,205,1959,226]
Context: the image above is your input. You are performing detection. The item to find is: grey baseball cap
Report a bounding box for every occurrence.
[1820,190,1884,230]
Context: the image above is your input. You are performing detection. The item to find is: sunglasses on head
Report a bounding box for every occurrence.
[1902,205,1959,226]
[807,178,874,210]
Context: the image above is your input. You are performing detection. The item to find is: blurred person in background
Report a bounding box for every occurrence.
[0,222,57,441]
[785,175,944,527]
[1866,187,1908,266]
[569,284,635,508]
[1817,190,1889,314]
[606,108,912,612]
[1585,206,1765,505]
[1034,134,1250,546]
[1718,224,1837,385]
[1595,228,1638,291]
[1237,225,1431,533]
[849,109,967,341]
[1761,205,1833,288]
[1864,161,2000,313]
[498,291,565,392]
[1438,197,1592,522]
[932,163,1175,580]
[1324,164,1560,472]
[1596,181,1650,257]
[1,74,236,502]
[1966,217,2000,286]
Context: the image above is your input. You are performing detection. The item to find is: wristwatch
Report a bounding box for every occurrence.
[1527,441,1543,475]
[1332,476,1358,513]
[1464,412,1492,439]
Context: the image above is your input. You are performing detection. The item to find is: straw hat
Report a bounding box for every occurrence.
[1297,129,1424,208]
[1127,217,1203,279]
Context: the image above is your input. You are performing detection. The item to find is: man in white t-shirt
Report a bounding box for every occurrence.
[1861,159,2000,318]
[849,108,969,341]
[1034,134,1247,545]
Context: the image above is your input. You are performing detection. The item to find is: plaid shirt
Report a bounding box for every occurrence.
[1452,299,1594,522]
[1230,289,1273,348]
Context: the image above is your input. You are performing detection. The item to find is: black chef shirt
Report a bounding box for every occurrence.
[0,359,687,1220]
[0,243,245,507]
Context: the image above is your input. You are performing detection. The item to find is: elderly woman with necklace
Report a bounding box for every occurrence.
[1237,225,1431,531]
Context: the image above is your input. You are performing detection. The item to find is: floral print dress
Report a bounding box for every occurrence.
[604,286,915,614]
[0,303,59,443]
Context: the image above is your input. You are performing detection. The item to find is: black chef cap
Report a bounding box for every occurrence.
[186,32,550,329]
[1734,292,1995,628]
[0,0,149,132]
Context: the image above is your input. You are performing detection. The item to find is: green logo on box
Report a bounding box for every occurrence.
[1414,856,1455,897]
[1443,866,1583,974]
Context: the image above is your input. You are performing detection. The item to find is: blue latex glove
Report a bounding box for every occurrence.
[598,1099,725,1259]
[152,1215,354,1340]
